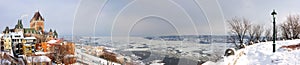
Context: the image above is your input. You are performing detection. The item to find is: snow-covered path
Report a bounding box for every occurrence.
[204,39,300,65]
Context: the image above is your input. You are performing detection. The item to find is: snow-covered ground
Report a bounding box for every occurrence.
[204,39,300,65]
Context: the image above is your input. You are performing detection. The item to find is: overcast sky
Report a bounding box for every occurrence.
[1,0,300,37]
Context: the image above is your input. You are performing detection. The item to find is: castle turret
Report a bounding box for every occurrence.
[30,11,44,33]
[14,19,24,32]
[53,30,58,38]
[3,26,9,34]
[16,19,23,29]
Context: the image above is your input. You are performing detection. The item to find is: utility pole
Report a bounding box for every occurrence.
[271,9,277,53]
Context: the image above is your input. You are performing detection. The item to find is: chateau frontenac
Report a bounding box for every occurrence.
[0,11,76,65]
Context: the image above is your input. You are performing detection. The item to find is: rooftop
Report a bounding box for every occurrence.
[30,11,44,22]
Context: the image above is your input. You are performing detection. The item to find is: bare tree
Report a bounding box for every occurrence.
[264,28,272,41]
[280,15,300,39]
[289,15,300,39]
[280,23,291,39]
[227,17,251,45]
[248,25,255,42]
[228,32,239,48]
[253,25,264,42]
[248,24,264,43]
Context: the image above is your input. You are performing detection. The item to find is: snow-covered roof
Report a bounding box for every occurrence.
[47,40,57,44]
[2,34,11,39]
[27,56,51,62]
[34,52,50,55]
[0,34,3,37]
[24,37,36,39]
[10,32,22,35]
[1,59,11,64]
[64,54,76,58]
[11,33,24,39]
[24,44,31,46]
[149,63,165,65]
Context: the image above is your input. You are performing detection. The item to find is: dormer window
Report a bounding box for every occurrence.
[15,35,21,37]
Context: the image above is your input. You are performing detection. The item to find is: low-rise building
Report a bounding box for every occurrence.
[11,32,24,57]
[23,37,36,55]
[1,34,12,52]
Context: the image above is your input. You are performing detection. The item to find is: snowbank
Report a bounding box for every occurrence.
[203,39,300,65]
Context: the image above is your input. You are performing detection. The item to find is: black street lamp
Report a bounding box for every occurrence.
[271,9,277,53]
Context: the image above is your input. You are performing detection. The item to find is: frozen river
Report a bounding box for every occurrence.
[75,37,235,65]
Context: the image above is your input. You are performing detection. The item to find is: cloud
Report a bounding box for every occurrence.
[110,0,200,37]
[4,0,300,37]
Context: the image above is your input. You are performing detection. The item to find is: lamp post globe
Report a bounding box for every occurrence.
[272,10,277,15]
